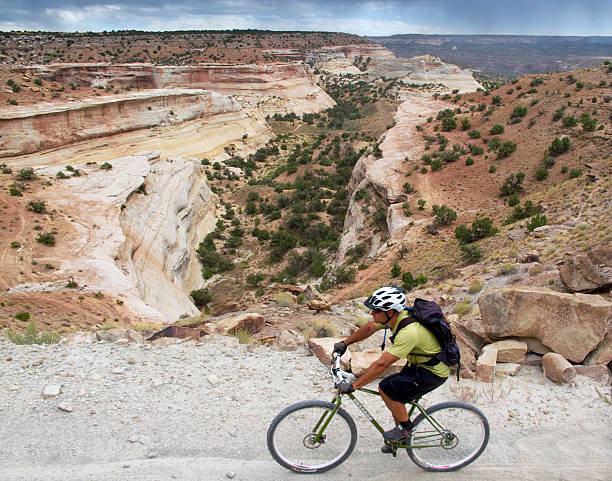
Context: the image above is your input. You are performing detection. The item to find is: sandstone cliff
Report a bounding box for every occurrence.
[23,151,215,322]
[0,89,241,157]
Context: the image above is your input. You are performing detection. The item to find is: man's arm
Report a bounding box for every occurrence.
[352,352,399,390]
[342,321,380,347]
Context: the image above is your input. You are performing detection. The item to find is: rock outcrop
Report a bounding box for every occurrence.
[337,95,458,262]
[15,151,217,322]
[559,246,612,293]
[0,89,241,157]
[478,287,612,363]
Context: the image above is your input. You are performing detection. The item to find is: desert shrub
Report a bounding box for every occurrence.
[454,300,473,317]
[232,329,253,344]
[246,273,265,287]
[432,205,457,225]
[497,141,517,158]
[10,241,20,248]
[497,263,518,275]
[99,162,113,170]
[14,312,31,321]
[527,214,548,232]
[467,130,481,139]
[16,168,36,181]
[488,137,501,151]
[461,118,471,130]
[535,167,549,180]
[26,201,46,213]
[441,116,457,131]
[562,115,578,127]
[489,165,496,173]
[314,319,338,338]
[191,288,213,307]
[465,157,474,166]
[549,137,571,156]
[391,262,401,277]
[7,320,59,345]
[402,271,428,291]
[9,184,23,196]
[510,105,528,118]
[489,124,504,135]
[36,232,56,245]
[469,144,484,155]
[468,279,483,293]
[580,112,597,131]
[403,182,415,194]
[456,217,498,244]
[569,168,582,178]
[430,159,443,171]
[507,193,520,206]
[500,172,525,196]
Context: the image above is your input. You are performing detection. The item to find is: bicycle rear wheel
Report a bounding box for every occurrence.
[267,400,357,474]
[407,401,489,472]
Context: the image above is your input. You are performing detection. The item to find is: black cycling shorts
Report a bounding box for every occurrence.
[379,364,447,404]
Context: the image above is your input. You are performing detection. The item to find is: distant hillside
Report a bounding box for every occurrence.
[368,35,612,77]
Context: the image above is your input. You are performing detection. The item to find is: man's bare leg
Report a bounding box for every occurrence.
[379,386,409,426]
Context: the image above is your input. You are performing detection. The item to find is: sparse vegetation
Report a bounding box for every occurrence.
[6,320,59,345]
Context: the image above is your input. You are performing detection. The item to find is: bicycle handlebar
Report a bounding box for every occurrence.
[330,352,355,388]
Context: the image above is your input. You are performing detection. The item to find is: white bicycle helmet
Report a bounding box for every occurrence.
[364,286,406,312]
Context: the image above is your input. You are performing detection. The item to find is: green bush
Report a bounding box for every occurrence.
[497,141,517,158]
[36,232,56,246]
[497,263,518,275]
[15,312,31,321]
[26,201,46,213]
[549,137,571,156]
[10,241,20,248]
[391,262,401,277]
[500,172,525,196]
[527,214,548,232]
[580,112,597,131]
[569,168,582,179]
[467,130,481,139]
[16,168,36,181]
[7,320,59,345]
[489,165,497,173]
[191,288,213,307]
[465,157,474,166]
[432,205,457,225]
[9,184,23,196]
[535,167,549,181]
[99,162,113,170]
[456,217,498,244]
[246,273,265,287]
[489,124,505,135]
[562,116,578,127]
[510,105,528,118]
[402,271,427,291]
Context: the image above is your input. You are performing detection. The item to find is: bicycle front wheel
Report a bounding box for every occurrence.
[267,400,357,474]
[407,401,489,472]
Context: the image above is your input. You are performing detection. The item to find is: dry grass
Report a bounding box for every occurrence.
[450,382,480,403]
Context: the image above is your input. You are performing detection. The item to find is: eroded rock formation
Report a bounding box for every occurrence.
[0,89,241,157]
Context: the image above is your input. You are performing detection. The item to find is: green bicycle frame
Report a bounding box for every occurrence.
[320,388,450,450]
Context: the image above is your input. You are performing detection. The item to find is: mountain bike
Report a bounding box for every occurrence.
[267,353,489,474]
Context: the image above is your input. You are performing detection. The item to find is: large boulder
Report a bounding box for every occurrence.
[478,287,612,363]
[350,349,406,377]
[213,312,264,335]
[559,247,612,293]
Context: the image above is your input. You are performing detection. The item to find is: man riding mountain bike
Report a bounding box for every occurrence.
[333,286,449,453]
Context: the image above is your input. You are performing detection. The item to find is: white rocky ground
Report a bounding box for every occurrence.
[0,335,610,481]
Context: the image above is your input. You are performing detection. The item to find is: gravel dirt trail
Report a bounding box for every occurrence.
[0,337,610,481]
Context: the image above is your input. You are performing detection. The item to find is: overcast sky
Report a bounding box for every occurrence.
[1,0,611,36]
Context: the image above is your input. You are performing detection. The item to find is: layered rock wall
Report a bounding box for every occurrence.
[0,89,241,157]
